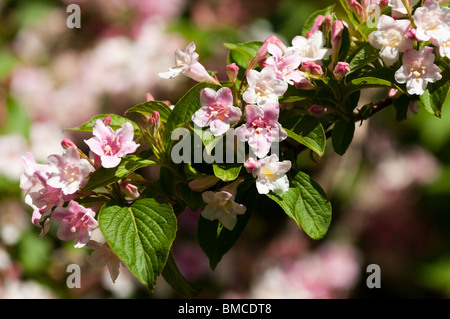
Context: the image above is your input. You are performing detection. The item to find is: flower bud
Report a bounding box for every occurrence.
[226,63,239,82]
[103,115,112,126]
[146,93,155,101]
[300,61,323,77]
[306,15,325,38]
[120,180,140,199]
[61,139,77,150]
[294,78,314,90]
[308,105,328,117]
[333,61,350,80]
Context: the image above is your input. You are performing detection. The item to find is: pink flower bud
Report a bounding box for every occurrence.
[300,61,323,77]
[226,63,239,82]
[331,19,345,49]
[103,115,112,126]
[333,61,350,80]
[294,78,314,90]
[61,139,77,150]
[146,93,155,101]
[347,0,364,18]
[152,111,160,128]
[308,105,328,117]
[188,175,220,192]
[388,88,402,99]
[120,180,140,199]
[306,15,325,38]
[406,28,417,40]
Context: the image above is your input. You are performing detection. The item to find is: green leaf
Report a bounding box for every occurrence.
[346,43,380,73]
[197,178,256,270]
[419,62,450,118]
[225,41,263,69]
[162,252,201,298]
[82,152,156,191]
[301,5,335,37]
[332,119,355,155]
[125,100,172,123]
[346,77,393,96]
[212,162,242,182]
[98,198,177,289]
[283,115,326,156]
[266,170,332,240]
[66,114,140,135]
[163,82,222,147]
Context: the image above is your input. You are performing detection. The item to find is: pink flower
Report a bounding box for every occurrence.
[333,62,351,80]
[395,46,442,95]
[414,0,450,43]
[192,87,242,136]
[253,35,288,67]
[85,119,140,168]
[201,180,246,230]
[291,31,332,63]
[243,66,288,106]
[368,15,414,66]
[52,200,98,248]
[235,103,287,158]
[245,154,291,195]
[158,42,220,85]
[46,146,94,195]
[265,43,303,85]
[20,152,50,193]
[86,240,122,283]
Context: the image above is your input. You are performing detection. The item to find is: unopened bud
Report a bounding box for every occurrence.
[306,15,325,38]
[300,61,323,77]
[146,93,155,102]
[388,88,402,99]
[308,105,328,117]
[103,115,112,126]
[61,139,77,150]
[120,180,139,199]
[294,78,314,90]
[333,61,350,80]
[226,63,239,82]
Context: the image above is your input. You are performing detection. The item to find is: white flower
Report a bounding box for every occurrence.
[245,154,292,195]
[201,181,246,230]
[158,42,219,85]
[290,31,332,63]
[368,15,414,66]
[243,66,288,106]
[414,0,450,43]
[394,46,442,95]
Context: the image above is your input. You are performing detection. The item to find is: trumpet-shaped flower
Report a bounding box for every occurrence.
[368,15,414,66]
[394,46,442,95]
[243,66,288,106]
[244,154,292,195]
[158,42,220,85]
[201,181,246,231]
[414,0,450,43]
[46,146,94,195]
[192,87,242,136]
[290,31,332,63]
[235,103,287,158]
[20,152,51,193]
[265,43,303,85]
[85,119,139,168]
[52,200,98,248]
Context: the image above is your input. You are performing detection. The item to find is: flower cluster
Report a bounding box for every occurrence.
[20,117,139,248]
[367,0,449,95]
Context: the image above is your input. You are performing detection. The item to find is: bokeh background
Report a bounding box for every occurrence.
[0,0,450,299]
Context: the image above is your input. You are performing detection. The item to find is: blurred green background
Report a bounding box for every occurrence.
[0,0,450,299]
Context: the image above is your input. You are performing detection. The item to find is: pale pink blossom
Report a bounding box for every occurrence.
[291,31,332,63]
[46,146,94,195]
[192,87,242,136]
[245,154,291,195]
[20,152,51,193]
[85,119,140,168]
[201,181,246,230]
[433,36,450,59]
[158,42,220,85]
[389,0,420,18]
[243,66,288,106]
[52,200,98,248]
[265,43,303,85]
[395,46,442,95]
[253,35,288,67]
[235,104,287,158]
[188,175,220,192]
[368,15,414,66]
[414,0,450,43]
